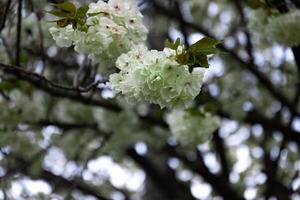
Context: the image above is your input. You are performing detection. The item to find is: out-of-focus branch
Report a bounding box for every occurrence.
[212,130,230,181]
[12,156,111,200]
[25,48,80,70]
[15,0,22,66]
[166,145,245,200]
[174,0,189,46]
[233,0,254,63]
[127,148,196,200]
[292,46,300,107]
[0,0,12,33]
[28,120,99,131]
[0,62,121,111]
[261,135,293,200]
[291,0,300,8]
[243,110,300,146]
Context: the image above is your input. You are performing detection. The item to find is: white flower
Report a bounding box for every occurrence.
[88,1,109,14]
[49,0,148,67]
[249,9,300,47]
[166,109,220,146]
[267,10,300,46]
[49,25,76,47]
[109,45,206,108]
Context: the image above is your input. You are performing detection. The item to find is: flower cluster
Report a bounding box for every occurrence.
[109,45,206,108]
[49,24,77,47]
[249,9,300,47]
[268,10,300,46]
[166,109,220,146]
[49,0,148,66]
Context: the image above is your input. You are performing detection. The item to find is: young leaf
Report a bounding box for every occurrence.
[246,0,263,9]
[177,52,189,65]
[186,108,205,117]
[197,47,220,55]
[47,10,70,17]
[57,18,70,27]
[76,6,89,19]
[87,12,103,17]
[193,53,209,68]
[53,2,76,14]
[165,38,181,50]
[203,103,218,114]
[174,38,180,49]
[190,37,220,52]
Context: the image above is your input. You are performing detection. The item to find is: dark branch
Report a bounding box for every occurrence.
[15,0,22,66]
[28,120,99,131]
[166,145,245,200]
[0,0,12,33]
[127,148,195,200]
[212,130,230,181]
[0,62,121,112]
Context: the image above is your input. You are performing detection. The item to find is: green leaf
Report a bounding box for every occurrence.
[48,3,90,30]
[197,47,220,55]
[78,24,88,32]
[53,2,76,14]
[174,38,180,49]
[77,18,85,26]
[87,12,104,17]
[186,108,205,117]
[56,18,70,27]
[47,10,71,17]
[193,53,209,68]
[76,6,89,19]
[246,0,263,9]
[165,38,181,50]
[203,103,218,114]
[165,36,220,69]
[176,53,189,65]
[190,37,220,52]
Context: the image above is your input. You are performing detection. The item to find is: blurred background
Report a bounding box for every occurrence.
[0,0,300,199]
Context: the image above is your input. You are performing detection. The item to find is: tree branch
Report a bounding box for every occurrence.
[127,148,195,200]
[15,0,22,66]
[28,120,99,131]
[212,130,230,181]
[166,145,245,200]
[0,62,121,111]
[0,0,12,33]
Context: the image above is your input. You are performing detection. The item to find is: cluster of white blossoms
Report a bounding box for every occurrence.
[249,9,300,46]
[109,45,206,108]
[49,0,148,66]
[267,10,300,46]
[49,24,76,47]
[49,0,209,108]
[166,109,220,146]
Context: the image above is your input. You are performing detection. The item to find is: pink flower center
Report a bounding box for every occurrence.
[114,5,121,11]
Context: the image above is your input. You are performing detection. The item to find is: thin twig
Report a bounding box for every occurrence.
[0,62,121,111]
[15,0,22,66]
[0,0,12,33]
